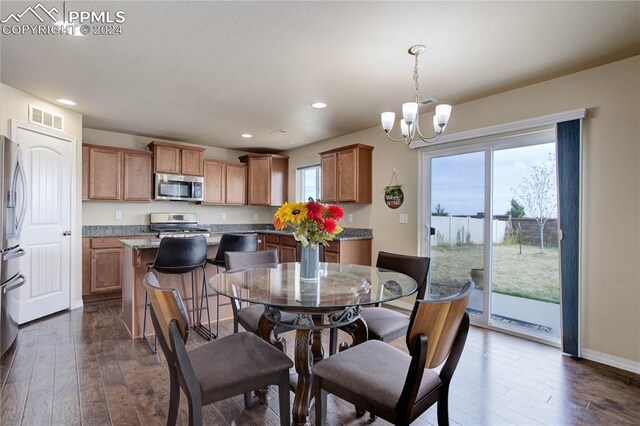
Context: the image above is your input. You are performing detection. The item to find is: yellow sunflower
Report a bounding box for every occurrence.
[275,202,308,226]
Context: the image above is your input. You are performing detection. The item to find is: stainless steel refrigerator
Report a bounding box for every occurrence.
[0,135,27,357]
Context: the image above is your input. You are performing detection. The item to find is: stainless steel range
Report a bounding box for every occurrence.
[149,213,210,238]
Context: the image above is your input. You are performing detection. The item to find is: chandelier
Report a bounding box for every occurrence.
[380,44,452,145]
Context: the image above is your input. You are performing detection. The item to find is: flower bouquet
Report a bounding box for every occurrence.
[274,199,344,279]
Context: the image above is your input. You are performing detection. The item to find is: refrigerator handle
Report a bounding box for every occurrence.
[3,247,25,261]
[2,274,26,294]
[15,147,27,239]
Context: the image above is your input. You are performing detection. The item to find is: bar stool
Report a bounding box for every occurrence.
[143,236,213,353]
[206,233,258,336]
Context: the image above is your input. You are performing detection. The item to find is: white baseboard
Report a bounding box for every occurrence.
[71,299,84,310]
[581,348,640,375]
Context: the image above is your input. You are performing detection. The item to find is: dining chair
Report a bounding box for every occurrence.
[143,236,212,353]
[225,250,297,341]
[330,251,431,354]
[314,282,474,426]
[144,272,293,426]
[206,233,258,335]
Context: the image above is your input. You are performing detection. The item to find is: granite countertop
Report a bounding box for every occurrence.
[84,224,372,240]
[121,236,222,250]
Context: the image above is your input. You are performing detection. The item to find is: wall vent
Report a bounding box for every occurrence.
[28,104,64,132]
[420,98,438,106]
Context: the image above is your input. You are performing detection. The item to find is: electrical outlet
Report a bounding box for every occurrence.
[253,213,259,221]
[399,213,409,224]
[115,211,122,220]
[347,214,353,223]
[221,212,226,220]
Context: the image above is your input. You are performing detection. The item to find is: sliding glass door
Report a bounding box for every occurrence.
[428,151,485,319]
[423,130,561,344]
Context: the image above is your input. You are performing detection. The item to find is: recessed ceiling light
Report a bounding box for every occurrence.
[311,102,327,109]
[290,141,301,145]
[241,133,253,138]
[56,98,76,106]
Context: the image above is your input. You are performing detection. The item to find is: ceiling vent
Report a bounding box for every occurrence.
[29,104,64,132]
[270,129,287,135]
[420,98,438,106]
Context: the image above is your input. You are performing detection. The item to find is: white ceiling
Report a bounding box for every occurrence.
[1,1,639,152]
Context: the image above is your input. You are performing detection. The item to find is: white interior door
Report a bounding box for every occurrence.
[15,126,72,324]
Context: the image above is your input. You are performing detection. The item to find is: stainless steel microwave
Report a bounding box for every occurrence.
[155,173,204,202]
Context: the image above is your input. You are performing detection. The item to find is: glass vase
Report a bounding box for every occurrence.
[300,243,320,280]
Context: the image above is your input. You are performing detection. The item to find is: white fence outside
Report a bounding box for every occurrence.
[431,216,507,245]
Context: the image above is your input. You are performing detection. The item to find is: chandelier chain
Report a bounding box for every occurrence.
[413,54,420,101]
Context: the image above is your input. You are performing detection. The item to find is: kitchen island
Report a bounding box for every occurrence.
[120,237,228,339]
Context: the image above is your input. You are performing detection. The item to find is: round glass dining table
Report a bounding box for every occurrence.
[209,262,418,426]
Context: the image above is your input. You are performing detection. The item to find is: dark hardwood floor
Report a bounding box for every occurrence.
[1,299,639,425]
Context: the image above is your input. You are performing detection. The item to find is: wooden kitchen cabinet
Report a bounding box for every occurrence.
[202,160,247,205]
[88,146,121,200]
[123,151,153,201]
[181,148,204,176]
[261,233,371,265]
[82,145,89,201]
[148,141,205,176]
[84,144,152,202]
[203,160,225,204]
[225,162,247,205]
[279,235,299,263]
[319,144,373,204]
[265,234,281,254]
[322,239,372,266]
[83,236,146,302]
[239,154,288,206]
[91,249,122,292]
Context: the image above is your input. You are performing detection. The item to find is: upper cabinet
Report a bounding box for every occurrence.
[83,144,153,202]
[239,154,289,206]
[319,144,373,204]
[148,141,205,176]
[123,151,154,201]
[202,160,247,205]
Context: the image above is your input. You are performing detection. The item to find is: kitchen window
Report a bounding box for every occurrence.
[296,164,321,202]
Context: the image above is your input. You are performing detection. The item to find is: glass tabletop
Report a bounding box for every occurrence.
[209,262,418,312]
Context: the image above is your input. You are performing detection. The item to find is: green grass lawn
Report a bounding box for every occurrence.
[430,243,560,304]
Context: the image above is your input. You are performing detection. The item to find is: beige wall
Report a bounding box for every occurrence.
[0,83,84,306]
[286,56,640,365]
[82,128,275,225]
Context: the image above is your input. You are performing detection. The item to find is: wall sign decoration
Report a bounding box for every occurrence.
[384,169,404,209]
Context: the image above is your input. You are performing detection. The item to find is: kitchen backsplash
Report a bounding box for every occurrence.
[82,224,373,240]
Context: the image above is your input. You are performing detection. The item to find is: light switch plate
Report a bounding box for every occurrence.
[399,213,408,224]
[347,214,353,223]
[115,211,122,220]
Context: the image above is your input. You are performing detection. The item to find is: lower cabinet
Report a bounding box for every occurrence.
[322,239,372,266]
[83,236,145,302]
[260,233,371,266]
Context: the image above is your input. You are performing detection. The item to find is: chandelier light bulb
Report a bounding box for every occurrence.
[402,102,418,126]
[381,112,396,132]
[435,104,452,127]
[400,119,410,138]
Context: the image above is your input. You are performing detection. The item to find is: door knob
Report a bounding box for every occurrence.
[63,230,71,236]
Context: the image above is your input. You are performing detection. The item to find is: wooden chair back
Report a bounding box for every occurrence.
[406,282,474,368]
[143,272,190,346]
[225,249,279,272]
[376,251,431,300]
